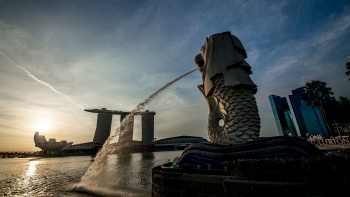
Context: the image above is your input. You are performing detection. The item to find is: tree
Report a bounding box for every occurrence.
[336,96,350,134]
[301,80,334,137]
[337,96,350,108]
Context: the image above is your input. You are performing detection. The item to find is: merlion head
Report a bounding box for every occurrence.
[194,31,255,97]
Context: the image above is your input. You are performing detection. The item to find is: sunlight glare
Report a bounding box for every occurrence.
[26,160,40,177]
[34,119,50,131]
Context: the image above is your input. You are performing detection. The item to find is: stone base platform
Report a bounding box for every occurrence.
[152,136,350,196]
[152,163,226,197]
[152,162,349,197]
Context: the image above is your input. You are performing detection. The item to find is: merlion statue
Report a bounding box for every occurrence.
[152,33,328,196]
[194,31,260,145]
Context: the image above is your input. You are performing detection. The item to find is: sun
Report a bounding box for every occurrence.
[34,119,50,131]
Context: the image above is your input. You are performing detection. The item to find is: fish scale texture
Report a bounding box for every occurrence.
[208,75,260,145]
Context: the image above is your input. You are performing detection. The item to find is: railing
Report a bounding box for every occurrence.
[307,135,350,145]
[0,151,37,158]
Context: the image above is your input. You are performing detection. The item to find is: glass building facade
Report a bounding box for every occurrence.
[269,87,331,138]
[268,95,298,137]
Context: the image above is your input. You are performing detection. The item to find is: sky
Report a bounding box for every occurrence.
[0,0,349,151]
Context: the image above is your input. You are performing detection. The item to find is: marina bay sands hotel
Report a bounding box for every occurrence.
[85,108,156,146]
[33,108,208,154]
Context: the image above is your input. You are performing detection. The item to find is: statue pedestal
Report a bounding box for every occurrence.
[152,136,350,196]
[152,164,226,197]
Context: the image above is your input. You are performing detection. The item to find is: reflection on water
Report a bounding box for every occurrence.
[75,151,179,197]
[0,156,94,196]
[26,160,40,177]
[19,160,41,194]
[112,153,133,188]
[109,152,155,190]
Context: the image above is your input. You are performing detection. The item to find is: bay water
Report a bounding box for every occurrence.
[0,150,182,196]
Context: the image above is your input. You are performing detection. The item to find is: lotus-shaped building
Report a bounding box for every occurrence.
[34,132,72,151]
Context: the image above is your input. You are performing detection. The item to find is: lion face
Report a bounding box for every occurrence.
[194,53,205,73]
[194,41,209,75]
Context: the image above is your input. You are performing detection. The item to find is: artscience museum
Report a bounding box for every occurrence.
[34,132,72,152]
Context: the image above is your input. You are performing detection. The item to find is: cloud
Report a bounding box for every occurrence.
[0,51,85,110]
[256,8,350,86]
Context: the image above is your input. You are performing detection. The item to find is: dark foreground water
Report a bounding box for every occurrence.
[0,151,182,197]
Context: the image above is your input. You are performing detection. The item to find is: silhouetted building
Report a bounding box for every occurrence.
[288,88,308,137]
[34,132,72,152]
[154,136,208,150]
[268,95,298,136]
[142,111,155,144]
[269,87,335,138]
[85,108,156,146]
[93,113,113,145]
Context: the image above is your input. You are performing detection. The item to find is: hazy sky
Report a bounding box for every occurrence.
[1,0,349,151]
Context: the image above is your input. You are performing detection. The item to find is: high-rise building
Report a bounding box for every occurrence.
[268,95,298,136]
[85,108,156,146]
[288,87,330,138]
[269,87,333,138]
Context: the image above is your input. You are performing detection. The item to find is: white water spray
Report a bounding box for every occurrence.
[76,68,199,194]
[0,50,84,110]
[133,68,199,112]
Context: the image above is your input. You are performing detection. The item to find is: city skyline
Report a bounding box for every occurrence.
[1,0,350,151]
